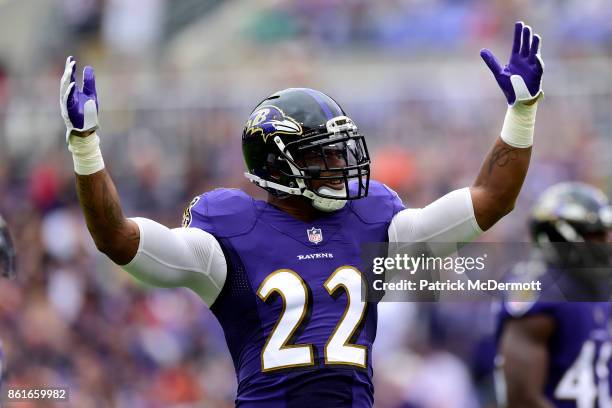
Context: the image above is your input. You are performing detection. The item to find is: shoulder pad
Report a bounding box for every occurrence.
[349,180,405,224]
[183,189,258,237]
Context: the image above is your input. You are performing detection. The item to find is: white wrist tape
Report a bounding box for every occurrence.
[500,101,538,148]
[68,133,105,175]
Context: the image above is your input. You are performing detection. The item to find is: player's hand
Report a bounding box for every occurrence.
[59,56,99,141]
[480,21,544,106]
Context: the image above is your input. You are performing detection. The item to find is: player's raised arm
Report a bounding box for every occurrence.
[471,21,544,230]
[60,57,226,306]
[60,56,139,264]
[389,22,543,244]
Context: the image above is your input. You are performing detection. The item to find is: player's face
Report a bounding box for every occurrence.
[297,145,349,191]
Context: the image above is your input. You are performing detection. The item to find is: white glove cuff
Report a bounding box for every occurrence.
[500,101,538,148]
[68,133,105,175]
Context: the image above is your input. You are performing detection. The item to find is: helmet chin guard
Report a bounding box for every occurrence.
[310,187,347,212]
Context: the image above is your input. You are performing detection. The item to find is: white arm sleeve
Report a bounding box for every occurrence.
[388,187,483,254]
[121,217,227,307]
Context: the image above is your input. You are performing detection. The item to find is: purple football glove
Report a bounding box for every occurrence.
[60,56,99,141]
[480,22,544,105]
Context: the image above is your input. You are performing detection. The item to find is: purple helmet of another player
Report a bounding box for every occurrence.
[530,182,612,273]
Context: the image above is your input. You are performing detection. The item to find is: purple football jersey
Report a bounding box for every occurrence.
[187,181,404,407]
[498,296,612,407]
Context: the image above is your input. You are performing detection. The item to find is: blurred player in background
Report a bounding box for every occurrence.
[0,215,15,280]
[0,214,16,389]
[497,182,612,408]
[60,22,543,407]
[0,340,3,393]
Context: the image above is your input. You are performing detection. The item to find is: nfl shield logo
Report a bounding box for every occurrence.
[307,227,323,244]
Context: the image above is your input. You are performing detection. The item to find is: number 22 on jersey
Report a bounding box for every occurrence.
[257,266,367,372]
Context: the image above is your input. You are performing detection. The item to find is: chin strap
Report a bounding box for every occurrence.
[244,172,302,195]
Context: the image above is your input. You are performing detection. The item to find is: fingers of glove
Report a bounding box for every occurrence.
[60,57,76,95]
[535,54,545,74]
[529,34,541,64]
[61,56,73,85]
[70,59,77,85]
[520,25,532,57]
[512,21,523,54]
[60,82,75,120]
[82,66,97,99]
[61,81,75,105]
[480,49,503,75]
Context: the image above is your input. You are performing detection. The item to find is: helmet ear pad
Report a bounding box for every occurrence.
[265,153,282,181]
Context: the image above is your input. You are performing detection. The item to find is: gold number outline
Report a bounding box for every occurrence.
[257,269,315,372]
[323,266,368,368]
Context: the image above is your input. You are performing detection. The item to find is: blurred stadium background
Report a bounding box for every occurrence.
[0,0,611,407]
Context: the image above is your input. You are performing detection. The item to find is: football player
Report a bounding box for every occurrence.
[0,215,15,280]
[0,340,4,393]
[60,22,543,407]
[0,214,16,389]
[496,182,612,408]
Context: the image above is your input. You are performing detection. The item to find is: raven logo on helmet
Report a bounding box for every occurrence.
[244,105,302,143]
